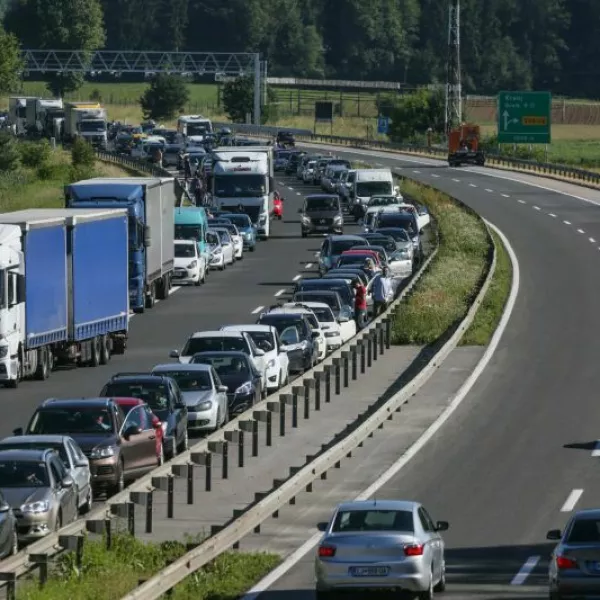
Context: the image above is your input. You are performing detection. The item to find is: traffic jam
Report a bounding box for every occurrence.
[0,117,433,556]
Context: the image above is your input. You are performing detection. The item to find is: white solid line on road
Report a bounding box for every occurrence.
[251,306,264,314]
[549,213,557,217]
[485,188,493,192]
[274,289,286,297]
[431,174,440,178]
[533,206,541,211]
[501,194,510,198]
[296,192,301,195]
[561,489,584,512]
[511,556,541,585]
[304,263,313,269]
[241,221,521,600]
[314,252,320,258]
[292,274,301,281]
[518,200,526,204]
[452,178,460,182]
[564,220,571,225]
[413,170,420,173]
[592,441,600,457]
[469,183,477,187]
[288,187,294,190]
[590,238,597,243]
[578,228,585,234]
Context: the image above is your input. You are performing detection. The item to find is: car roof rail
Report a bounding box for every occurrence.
[111,372,152,379]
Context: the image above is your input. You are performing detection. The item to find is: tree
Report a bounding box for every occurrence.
[0,27,23,94]
[222,76,253,124]
[4,0,105,96]
[388,89,445,142]
[139,74,190,121]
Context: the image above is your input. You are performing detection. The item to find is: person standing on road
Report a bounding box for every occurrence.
[353,278,368,330]
[372,267,392,317]
[183,155,192,181]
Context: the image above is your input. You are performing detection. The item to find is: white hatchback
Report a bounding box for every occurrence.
[173,239,205,285]
[220,325,289,391]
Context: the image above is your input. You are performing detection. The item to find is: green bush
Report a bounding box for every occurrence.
[71,138,95,168]
[19,140,52,168]
[0,133,20,172]
[69,164,96,183]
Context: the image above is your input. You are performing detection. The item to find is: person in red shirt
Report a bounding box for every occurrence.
[353,278,368,329]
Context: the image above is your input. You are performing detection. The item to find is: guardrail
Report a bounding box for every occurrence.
[213,122,600,187]
[0,199,439,595]
[121,187,497,599]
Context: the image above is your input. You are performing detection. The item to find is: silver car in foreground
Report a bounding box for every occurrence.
[315,500,448,599]
[547,509,600,599]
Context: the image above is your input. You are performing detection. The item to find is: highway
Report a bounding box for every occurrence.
[0,172,360,438]
[245,146,600,599]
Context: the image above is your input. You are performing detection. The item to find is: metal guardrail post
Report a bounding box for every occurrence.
[303,379,313,419]
[372,330,378,361]
[360,337,366,373]
[333,358,341,395]
[0,573,16,599]
[253,410,272,447]
[208,440,229,479]
[131,490,154,533]
[225,430,244,468]
[385,318,392,349]
[341,351,350,387]
[313,373,322,410]
[351,345,358,380]
[191,451,212,492]
[30,554,48,587]
[378,324,385,355]
[324,366,332,403]
[367,334,373,367]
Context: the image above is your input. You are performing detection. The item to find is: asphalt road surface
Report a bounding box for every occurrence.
[244,145,600,600]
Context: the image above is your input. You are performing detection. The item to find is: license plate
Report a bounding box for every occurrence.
[349,566,389,577]
[316,225,330,231]
[173,272,185,278]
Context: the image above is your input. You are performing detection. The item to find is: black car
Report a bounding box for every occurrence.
[300,195,343,238]
[99,374,189,459]
[276,131,295,147]
[190,351,262,415]
[358,233,397,254]
[256,312,319,373]
[293,278,354,309]
[324,268,370,286]
[285,151,306,175]
[372,213,422,262]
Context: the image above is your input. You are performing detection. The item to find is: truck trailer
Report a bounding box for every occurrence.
[64,177,176,313]
[63,101,108,147]
[0,208,129,388]
[25,98,63,137]
[8,97,37,136]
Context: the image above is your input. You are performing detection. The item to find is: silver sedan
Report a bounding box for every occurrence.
[548,509,600,599]
[315,499,448,599]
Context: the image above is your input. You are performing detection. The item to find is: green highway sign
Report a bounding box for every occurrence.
[497,91,552,144]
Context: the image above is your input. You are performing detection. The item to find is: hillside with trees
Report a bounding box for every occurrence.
[2,0,600,98]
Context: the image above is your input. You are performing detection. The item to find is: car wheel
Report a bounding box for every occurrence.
[550,589,563,600]
[220,261,225,271]
[110,460,125,496]
[80,486,93,514]
[301,231,307,238]
[249,246,255,252]
[434,563,446,592]
[418,570,434,600]
[194,272,201,286]
[9,526,17,556]
[178,427,189,452]
[315,591,336,600]
[54,511,62,532]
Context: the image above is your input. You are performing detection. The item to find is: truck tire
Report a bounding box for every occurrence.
[34,347,50,381]
[145,284,156,309]
[90,337,101,367]
[157,274,169,300]
[99,335,110,365]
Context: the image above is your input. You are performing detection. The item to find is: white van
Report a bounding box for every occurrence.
[350,169,398,219]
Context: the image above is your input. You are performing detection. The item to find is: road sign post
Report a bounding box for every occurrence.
[377,116,390,135]
[497,91,551,144]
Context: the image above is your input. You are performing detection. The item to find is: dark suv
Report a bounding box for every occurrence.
[17,397,159,496]
[99,374,189,459]
[276,131,295,147]
[300,195,343,238]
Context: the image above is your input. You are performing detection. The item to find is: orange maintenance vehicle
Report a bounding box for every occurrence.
[447,123,485,167]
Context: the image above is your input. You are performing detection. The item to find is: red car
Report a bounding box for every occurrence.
[273,191,283,220]
[113,397,165,465]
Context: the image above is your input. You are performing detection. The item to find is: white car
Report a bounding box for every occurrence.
[387,247,414,278]
[173,239,206,285]
[303,161,317,183]
[220,325,289,391]
[267,304,327,361]
[218,224,243,260]
[207,228,234,270]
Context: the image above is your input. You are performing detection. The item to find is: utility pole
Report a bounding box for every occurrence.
[445,0,462,136]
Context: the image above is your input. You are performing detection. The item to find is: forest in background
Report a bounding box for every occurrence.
[1,0,599,98]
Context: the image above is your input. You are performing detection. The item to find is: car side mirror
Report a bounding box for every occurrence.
[435,521,449,532]
[311,331,320,339]
[12,427,23,436]
[546,529,562,540]
[175,402,187,410]
[317,522,328,532]
[75,458,89,468]
[255,348,265,357]
[218,385,228,393]
[169,349,180,358]
[62,476,74,488]
[123,425,142,439]
[420,229,424,235]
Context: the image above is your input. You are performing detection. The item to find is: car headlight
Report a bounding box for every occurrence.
[235,381,254,395]
[267,359,276,368]
[302,216,311,224]
[211,248,223,257]
[21,500,50,514]
[187,260,197,269]
[325,332,339,338]
[195,400,212,411]
[259,214,267,225]
[90,446,115,459]
[333,215,343,223]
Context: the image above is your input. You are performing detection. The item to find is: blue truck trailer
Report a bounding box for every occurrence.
[64,177,176,313]
[0,208,129,387]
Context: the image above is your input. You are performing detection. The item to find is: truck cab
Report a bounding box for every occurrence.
[64,102,108,148]
[177,115,213,138]
[174,207,210,277]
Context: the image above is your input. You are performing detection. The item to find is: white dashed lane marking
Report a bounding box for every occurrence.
[563,220,571,225]
[561,489,583,512]
[452,178,460,182]
[533,206,541,211]
[511,556,541,586]
[469,183,477,188]
[518,200,526,204]
[304,263,313,269]
[549,213,557,218]
[251,305,264,314]
[590,238,597,243]
[274,289,286,297]
[501,194,510,198]
[292,274,301,281]
[485,188,493,193]
[578,228,585,234]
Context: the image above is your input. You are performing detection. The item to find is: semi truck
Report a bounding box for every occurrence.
[0,208,129,388]
[25,98,64,137]
[63,101,108,147]
[177,115,213,137]
[211,146,274,240]
[65,177,176,313]
[8,97,37,135]
[447,123,485,167]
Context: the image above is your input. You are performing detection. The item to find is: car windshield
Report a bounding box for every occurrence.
[567,519,600,543]
[246,331,275,353]
[356,181,392,197]
[183,337,247,355]
[308,306,335,322]
[152,371,212,391]
[175,224,202,241]
[206,232,219,245]
[0,461,49,487]
[191,355,250,379]
[28,407,115,435]
[365,237,396,252]
[369,197,397,207]
[376,228,411,243]
[214,174,266,198]
[259,317,304,338]
[306,197,339,211]
[332,509,415,533]
[298,281,352,306]
[222,215,251,228]
[338,255,371,267]
[215,230,231,243]
[330,240,363,255]
[276,152,290,160]
[0,442,68,465]
[378,217,416,234]
[221,224,239,235]
[294,294,339,312]
[103,383,170,413]
[175,243,196,258]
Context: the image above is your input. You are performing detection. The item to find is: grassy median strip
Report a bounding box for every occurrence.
[392,179,490,345]
[17,533,280,600]
[459,229,512,345]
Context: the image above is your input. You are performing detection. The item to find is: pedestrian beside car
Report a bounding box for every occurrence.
[353,278,368,329]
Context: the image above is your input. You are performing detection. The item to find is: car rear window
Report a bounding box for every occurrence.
[330,240,363,254]
[568,519,600,543]
[332,510,414,533]
[183,337,247,355]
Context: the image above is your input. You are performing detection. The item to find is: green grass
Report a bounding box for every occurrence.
[392,179,490,345]
[460,230,512,345]
[17,534,280,599]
